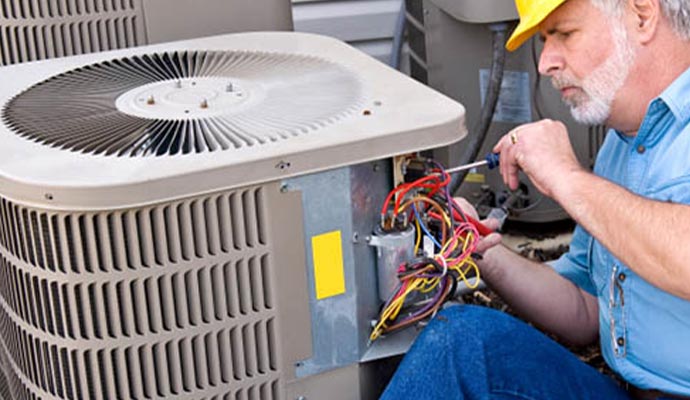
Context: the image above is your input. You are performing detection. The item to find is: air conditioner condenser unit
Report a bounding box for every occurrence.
[0,32,466,400]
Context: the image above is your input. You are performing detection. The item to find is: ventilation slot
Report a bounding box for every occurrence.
[0,232,274,344]
[0,1,141,21]
[0,188,268,273]
[0,313,281,400]
[0,1,144,65]
[214,320,279,384]
[232,380,281,400]
[0,256,276,343]
[0,184,282,399]
[0,362,10,400]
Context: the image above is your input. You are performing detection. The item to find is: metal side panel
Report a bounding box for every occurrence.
[286,360,399,400]
[287,364,362,400]
[283,161,392,379]
[264,183,313,382]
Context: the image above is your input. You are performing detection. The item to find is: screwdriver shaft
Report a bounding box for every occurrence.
[446,159,489,174]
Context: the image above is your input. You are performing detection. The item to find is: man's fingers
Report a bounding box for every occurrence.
[502,140,522,191]
[475,233,502,254]
[452,197,480,220]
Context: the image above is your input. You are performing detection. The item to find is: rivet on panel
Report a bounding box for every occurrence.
[276,161,291,170]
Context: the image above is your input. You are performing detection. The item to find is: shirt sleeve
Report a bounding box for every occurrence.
[548,224,597,296]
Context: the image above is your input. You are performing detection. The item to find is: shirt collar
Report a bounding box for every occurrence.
[658,65,690,124]
[613,65,690,145]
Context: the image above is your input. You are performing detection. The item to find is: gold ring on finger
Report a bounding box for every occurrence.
[510,131,519,145]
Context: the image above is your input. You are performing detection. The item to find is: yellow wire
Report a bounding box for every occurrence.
[420,276,440,293]
[371,280,425,340]
[391,281,422,318]
[398,196,452,228]
[413,218,422,255]
[371,194,486,342]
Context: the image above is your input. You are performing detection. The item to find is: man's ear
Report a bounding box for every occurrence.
[629,0,660,44]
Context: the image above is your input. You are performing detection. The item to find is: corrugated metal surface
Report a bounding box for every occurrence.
[292,0,403,64]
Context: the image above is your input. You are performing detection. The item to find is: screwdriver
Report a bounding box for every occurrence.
[446,153,500,174]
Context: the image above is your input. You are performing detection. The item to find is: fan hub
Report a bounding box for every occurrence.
[115,77,257,119]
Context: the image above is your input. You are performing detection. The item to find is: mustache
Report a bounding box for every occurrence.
[551,75,578,90]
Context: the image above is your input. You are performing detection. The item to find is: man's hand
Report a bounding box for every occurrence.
[453,197,502,254]
[493,119,586,199]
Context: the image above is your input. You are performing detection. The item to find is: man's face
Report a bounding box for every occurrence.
[538,0,636,125]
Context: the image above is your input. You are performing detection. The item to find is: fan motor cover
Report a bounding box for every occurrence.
[4,50,362,158]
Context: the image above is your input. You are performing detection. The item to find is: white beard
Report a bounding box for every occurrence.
[552,23,636,125]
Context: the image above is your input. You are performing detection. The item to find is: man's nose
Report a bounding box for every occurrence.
[538,40,565,76]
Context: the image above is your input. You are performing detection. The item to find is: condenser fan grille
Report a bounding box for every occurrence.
[1,51,363,157]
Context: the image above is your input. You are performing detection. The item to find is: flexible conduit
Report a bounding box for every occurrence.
[449,23,508,195]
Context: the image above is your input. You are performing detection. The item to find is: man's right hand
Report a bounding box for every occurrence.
[493,119,585,201]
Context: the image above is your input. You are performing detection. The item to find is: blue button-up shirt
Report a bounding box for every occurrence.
[552,66,690,394]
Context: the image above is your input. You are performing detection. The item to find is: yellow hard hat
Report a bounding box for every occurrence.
[506,0,567,51]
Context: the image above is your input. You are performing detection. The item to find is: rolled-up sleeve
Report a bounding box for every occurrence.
[549,225,597,296]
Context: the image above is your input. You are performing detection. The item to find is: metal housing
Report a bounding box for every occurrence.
[0,32,467,400]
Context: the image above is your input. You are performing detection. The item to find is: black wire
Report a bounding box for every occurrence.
[398,257,443,277]
[446,271,459,301]
[449,25,508,196]
[428,192,468,225]
[450,198,469,223]
[531,37,545,120]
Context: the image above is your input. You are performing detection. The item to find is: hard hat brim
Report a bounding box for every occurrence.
[506,0,567,51]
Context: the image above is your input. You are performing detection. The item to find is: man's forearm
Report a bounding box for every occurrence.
[480,245,599,346]
[554,170,690,300]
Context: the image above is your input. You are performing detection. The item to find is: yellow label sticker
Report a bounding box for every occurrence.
[312,230,346,300]
[465,173,486,184]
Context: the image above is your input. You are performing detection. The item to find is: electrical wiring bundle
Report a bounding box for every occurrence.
[369,160,483,342]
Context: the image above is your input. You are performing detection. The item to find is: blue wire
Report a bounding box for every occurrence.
[412,204,442,250]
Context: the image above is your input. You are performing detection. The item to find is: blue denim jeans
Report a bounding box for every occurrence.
[380,305,632,400]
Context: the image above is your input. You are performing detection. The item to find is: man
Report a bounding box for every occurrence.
[381,0,690,399]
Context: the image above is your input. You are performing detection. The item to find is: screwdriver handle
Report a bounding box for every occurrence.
[444,153,500,175]
[485,152,500,169]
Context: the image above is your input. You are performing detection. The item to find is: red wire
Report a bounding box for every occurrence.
[381,174,444,216]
